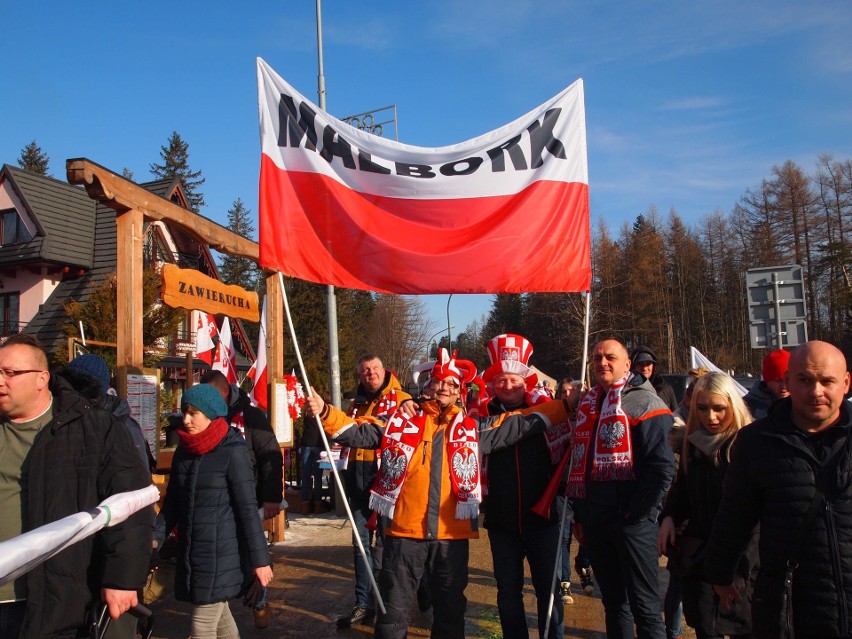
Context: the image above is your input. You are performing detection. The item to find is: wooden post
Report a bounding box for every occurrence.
[266,271,285,387]
[115,208,144,398]
[185,350,194,391]
[265,271,287,542]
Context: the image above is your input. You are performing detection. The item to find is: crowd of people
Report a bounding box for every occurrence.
[2,331,851,639]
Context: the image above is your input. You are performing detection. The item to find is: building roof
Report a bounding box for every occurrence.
[0,164,96,268]
[14,169,255,363]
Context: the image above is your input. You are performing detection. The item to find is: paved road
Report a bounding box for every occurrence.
[147,511,693,638]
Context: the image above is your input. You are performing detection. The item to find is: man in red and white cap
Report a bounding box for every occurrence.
[478,334,569,639]
[305,348,571,639]
[743,349,791,420]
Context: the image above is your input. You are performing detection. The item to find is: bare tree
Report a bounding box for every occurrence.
[362,295,431,390]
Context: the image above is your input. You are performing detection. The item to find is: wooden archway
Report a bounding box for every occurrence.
[66,158,283,400]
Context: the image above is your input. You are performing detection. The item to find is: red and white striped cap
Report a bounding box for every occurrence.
[483,333,538,388]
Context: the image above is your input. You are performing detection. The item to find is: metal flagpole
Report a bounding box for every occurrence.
[277,273,385,614]
[315,0,342,409]
[544,289,591,638]
[581,290,591,387]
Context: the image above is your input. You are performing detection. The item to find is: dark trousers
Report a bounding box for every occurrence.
[488,526,565,639]
[376,536,469,639]
[556,496,574,584]
[584,517,666,639]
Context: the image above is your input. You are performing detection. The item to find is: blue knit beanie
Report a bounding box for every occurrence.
[68,354,111,394]
[181,384,228,420]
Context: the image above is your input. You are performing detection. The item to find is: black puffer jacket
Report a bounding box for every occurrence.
[156,426,271,604]
[22,376,153,638]
[704,399,852,639]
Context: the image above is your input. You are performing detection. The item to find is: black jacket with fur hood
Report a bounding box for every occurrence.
[20,376,153,638]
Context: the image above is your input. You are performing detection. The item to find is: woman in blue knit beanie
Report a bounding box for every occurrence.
[156,384,273,636]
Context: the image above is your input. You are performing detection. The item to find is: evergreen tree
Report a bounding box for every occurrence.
[61,267,187,368]
[150,131,206,212]
[18,140,50,175]
[219,198,258,290]
[219,198,263,344]
[483,294,525,339]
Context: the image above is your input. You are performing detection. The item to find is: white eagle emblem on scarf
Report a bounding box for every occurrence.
[378,447,408,490]
[572,442,586,467]
[452,448,478,491]
[598,422,626,450]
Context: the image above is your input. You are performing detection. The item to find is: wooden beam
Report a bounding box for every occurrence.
[66,158,259,261]
[115,208,144,372]
[265,270,285,384]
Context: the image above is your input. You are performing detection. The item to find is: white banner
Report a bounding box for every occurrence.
[0,485,159,587]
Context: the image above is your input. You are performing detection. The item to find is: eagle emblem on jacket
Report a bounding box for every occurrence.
[598,422,626,449]
[378,446,408,490]
[452,448,478,491]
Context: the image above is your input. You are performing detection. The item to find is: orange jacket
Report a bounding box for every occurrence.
[320,398,569,540]
[341,371,411,503]
[345,371,411,466]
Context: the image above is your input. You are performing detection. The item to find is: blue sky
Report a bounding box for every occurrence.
[2,1,850,334]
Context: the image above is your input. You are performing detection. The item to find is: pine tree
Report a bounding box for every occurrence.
[18,140,50,175]
[219,198,262,344]
[149,131,206,212]
[219,198,258,289]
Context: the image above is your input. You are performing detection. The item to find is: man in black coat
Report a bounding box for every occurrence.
[201,370,284,518]
[705,340,852,638]
[0,334,152,638]
[629,345,678,411]
[569,339,674,639]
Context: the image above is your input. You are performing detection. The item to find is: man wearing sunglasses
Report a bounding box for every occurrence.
[0,334,152,638]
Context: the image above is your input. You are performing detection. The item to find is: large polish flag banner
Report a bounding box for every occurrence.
[257,58,591,294]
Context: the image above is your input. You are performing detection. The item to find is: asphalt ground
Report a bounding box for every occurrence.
[146,510,696,639]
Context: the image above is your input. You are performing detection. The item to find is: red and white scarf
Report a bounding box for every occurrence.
[446,410,481,519]
[343,388,399,471]
[369,407,481,520]
[566,373,634,498]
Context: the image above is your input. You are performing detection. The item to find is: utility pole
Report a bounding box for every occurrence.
[315,0,342,407]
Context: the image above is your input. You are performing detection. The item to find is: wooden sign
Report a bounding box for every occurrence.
[161,263,259,322]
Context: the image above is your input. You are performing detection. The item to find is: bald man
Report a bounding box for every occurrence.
[567,339,674,639]
[704,341,852,639]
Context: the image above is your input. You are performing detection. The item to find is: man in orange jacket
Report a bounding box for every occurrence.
[305,349,570,639]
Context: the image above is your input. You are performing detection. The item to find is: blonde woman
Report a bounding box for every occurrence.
[658,372,757,639]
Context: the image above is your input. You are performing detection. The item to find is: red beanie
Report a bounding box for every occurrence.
[762,349,790,382]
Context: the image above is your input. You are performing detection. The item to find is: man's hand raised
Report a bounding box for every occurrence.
[304,389,325,419]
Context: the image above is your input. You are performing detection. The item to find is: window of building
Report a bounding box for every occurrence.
[0,292,20,336]
[0,209,33,246]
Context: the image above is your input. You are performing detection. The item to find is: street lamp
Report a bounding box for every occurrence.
[446,294,454,353]
[425,325,455,360]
